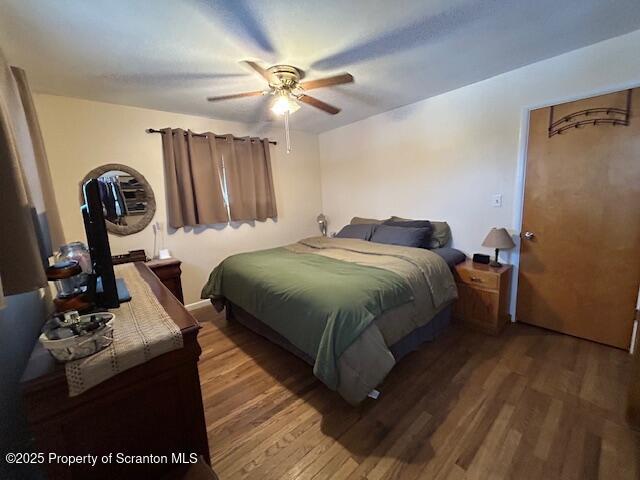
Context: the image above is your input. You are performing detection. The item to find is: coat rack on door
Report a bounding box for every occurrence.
[548,89,631,137]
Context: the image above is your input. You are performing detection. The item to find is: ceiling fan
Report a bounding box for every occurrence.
[206,60,354,152]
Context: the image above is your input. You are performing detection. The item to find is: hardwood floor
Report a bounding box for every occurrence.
[192,306,639,480]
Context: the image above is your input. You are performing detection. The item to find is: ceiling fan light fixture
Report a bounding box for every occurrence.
[208,61,353,154]
[271,93,300,116]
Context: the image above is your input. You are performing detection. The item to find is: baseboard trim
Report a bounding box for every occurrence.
[185,299,211,312]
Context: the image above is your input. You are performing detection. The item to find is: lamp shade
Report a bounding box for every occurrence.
[482,228,515,249]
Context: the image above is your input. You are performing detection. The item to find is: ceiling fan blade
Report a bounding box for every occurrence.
[300,73,354,90]
[298,94,341,115]
[240,60,272,82]
[207,91,265,101]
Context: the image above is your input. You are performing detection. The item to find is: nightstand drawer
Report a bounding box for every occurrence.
[455,268,499,290]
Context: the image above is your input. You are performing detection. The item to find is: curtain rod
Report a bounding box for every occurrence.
[146,128,277,145]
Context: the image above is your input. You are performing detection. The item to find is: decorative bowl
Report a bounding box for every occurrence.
[39,312,115,362]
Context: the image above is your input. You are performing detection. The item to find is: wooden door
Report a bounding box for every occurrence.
[518,88,640,349]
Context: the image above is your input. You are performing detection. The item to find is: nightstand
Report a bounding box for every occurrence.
[146,258,184,304]
[452,260,512,335]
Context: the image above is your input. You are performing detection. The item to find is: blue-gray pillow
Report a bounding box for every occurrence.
[388,217,451,248]
[382,219,433,248]
[335,223,377,240]
[370,225,431,248]
[431,248,466,268]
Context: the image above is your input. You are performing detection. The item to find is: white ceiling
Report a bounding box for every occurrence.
[1,0,639,133]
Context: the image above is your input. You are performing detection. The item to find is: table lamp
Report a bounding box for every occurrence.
[482,227,515,267]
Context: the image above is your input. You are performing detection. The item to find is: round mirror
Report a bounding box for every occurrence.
[80,164,156,236]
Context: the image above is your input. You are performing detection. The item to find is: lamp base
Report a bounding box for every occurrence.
[490,248,501,268]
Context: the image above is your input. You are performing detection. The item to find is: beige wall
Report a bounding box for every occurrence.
[318,29,640,317]
[35,94,322,304]
[33,29,640,311]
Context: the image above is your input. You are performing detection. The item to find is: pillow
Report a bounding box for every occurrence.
[430,247,466,268]
[389,216,451,248]
[370,225,431,248]
[335,223,377,240]
[383,219,433,248]
[428,222,451,248]
[350,216,388,225]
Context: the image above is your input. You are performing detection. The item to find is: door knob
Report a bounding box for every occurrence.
[523,231,535,240]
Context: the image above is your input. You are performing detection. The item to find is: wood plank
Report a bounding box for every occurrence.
[193,305,640,480]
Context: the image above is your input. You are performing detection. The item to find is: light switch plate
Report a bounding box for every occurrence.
[492,194,503,207]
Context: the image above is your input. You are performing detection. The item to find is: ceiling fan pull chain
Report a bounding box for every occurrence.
[284,109,292,154]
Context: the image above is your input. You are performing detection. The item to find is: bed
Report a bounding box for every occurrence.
[201,236,461,404]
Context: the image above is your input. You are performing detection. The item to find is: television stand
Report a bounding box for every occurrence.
[96,276,131,303]
[115,277,131,302]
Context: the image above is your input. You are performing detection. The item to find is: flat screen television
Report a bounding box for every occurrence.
[82,178,129,308]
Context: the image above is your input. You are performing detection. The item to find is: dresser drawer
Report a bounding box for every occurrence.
[455,267,499,290]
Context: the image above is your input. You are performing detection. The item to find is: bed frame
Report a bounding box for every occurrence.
[225,301,452,366]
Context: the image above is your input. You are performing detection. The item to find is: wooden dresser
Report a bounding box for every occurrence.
[452,260,512,335]
[20,263,209,479]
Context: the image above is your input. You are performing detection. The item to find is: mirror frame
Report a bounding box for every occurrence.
[79,163,156,236]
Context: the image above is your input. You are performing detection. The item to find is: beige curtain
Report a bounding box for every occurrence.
[221,135,277,222]
[0,101,46,295]
[11,67,65,252]
[0,51,51,295]
[218,135,256,221]
[160,129,277,228]
[251,137,277,221]
[161,128,228,228]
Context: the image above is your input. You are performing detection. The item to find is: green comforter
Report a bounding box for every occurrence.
[201,246,414,389]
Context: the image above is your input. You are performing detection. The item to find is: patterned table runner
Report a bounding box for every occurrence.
[66,263,184,396]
